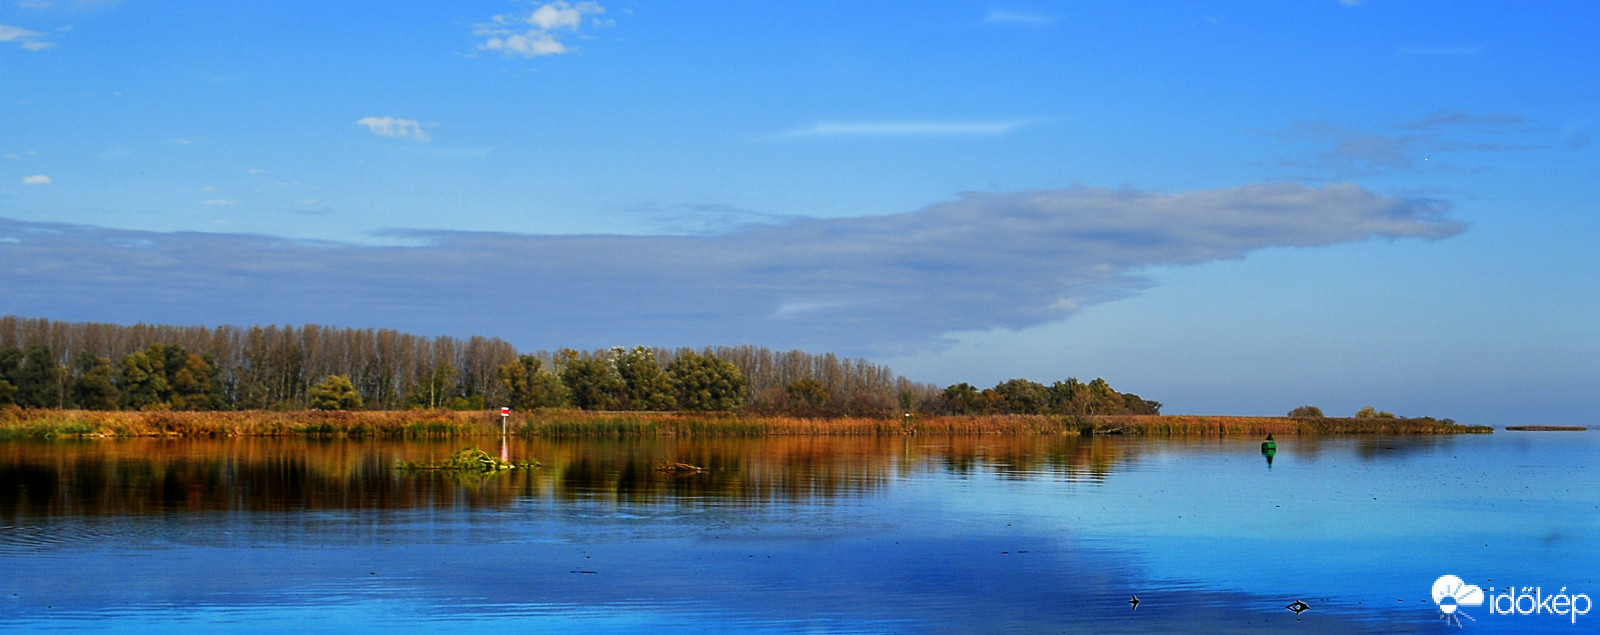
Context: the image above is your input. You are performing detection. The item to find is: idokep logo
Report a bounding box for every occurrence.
[1433,575,1484,626]
[1433,574,1592,627]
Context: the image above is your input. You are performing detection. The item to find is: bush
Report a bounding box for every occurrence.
[1288,405,1323,418]
[309,375,363,411]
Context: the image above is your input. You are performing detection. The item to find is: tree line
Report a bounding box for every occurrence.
[0,316,1158,417]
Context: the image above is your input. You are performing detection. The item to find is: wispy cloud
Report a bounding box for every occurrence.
[356,116,431,142]
[201,199,237,206]
[769,120,1037,139]
[0,183,1462,355]
[0,22,52,50]
[1399,110,1524,131]
[983,9,1056,25]
[474,1,609,58]
[1278,111,1541,176]
[20,174,50,185]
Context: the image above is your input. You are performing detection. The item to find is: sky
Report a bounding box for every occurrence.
[1,1,1596,425]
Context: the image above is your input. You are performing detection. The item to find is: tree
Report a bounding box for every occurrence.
[309,374,363,410]
[560,356,625,410]
[992,379,1050,415]
[942,383,981,414]
[15,345,63,408]
[408,360,459,409]
[1085,378,1120,415]
[785,378,831,414]
[169,352,225,410]
[612,346,676,411]
[1355,406,1397,419]
[1288,405,1323,418]
[497,355,568,410]
[667,351,746,411]
[0,346,20,406]
[118,345,170,410]
[1121,393,1162,415]
[71,352,120,410]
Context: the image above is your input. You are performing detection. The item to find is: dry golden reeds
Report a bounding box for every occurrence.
[0,406,1490,440]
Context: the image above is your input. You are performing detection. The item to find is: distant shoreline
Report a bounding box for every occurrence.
[0,409,1494,439]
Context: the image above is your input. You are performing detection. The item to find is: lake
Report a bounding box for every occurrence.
[1,431,1595,633]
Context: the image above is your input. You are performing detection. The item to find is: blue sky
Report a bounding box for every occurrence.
[2,1,1596,424]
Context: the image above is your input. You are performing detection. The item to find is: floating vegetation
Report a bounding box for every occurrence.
[397,446,540,473]
[655,461,706,474]
[1504,425,1587,431]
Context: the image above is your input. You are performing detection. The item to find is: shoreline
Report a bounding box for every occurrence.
[0,408,1494,439]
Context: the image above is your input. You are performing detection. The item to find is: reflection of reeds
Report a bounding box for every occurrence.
[0,436,1143,518]
[0,407,1491,439]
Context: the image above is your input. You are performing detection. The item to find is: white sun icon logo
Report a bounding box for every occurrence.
[1433,575,1484,627]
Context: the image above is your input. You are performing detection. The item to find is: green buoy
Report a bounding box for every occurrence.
[1261,433,1277,452]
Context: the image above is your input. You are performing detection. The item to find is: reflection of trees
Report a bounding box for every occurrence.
[925,436,1130,482]
[0,436,1150,518]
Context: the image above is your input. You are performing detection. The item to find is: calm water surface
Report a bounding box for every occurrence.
[1,431,1595,633]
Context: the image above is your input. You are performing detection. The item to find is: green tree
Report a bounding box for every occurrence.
[118,346,169,410]
[497,355,568,409]
[613,346,676,411]
[0,346,20,406]
[1086,378,1120,415]
[408,360,459,409]
[1120,393,1161,415]
[1288,405,1324,418]
[785,378,831,414]
[16,345,63,408]
[942,383,981,414]
[992,378,1050,414]
[309,374,364,410]
[561,356,625,410]
[1047,378,1087,415]
[667,351,746,411]
[169,352,224,410]
[1355,406,1397,419]
[71,352,120,410]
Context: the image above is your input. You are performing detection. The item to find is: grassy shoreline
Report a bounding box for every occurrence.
[0,407,1493,440]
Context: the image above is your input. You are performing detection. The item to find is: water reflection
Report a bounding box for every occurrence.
[0,433,1475,521]
[0,435,1151,519]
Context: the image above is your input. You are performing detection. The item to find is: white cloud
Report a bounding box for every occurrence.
[356,116,431,142]
[771,120,1036,138]
[201,199,237,206]
[475,1,607,59]
[480,32,568,57]
[21,174,50,185]
[528,1,597,30]
[0,22,51,50]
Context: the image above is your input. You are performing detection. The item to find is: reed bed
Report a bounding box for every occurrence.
[0,406,1491,440]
